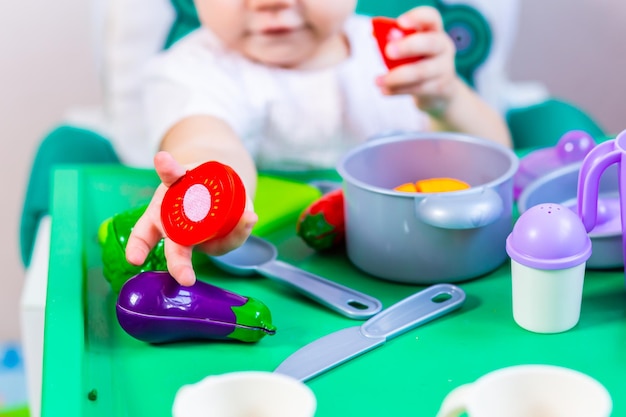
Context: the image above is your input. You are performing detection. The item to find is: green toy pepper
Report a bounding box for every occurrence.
[98,204,168,293]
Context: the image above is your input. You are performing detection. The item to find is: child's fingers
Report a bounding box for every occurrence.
[125,183,170,265]
[381,55,447,90]
[409,77,450,97]
[153,151,187,187]
[386,31,452,62]
[162,207,256,286]
[164,239,197,286]
[388,77,450,98]
[196,210,258,256]
[397,6,444,32]
[380,66,457,99]
[137,152,255,286]
[125,212,164,266]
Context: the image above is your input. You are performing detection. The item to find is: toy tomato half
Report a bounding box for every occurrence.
[161,161,246,246]
[372,16,419,70]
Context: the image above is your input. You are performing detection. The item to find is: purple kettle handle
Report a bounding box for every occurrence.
[577,140,621,232]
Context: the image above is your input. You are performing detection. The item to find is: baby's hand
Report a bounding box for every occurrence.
[375,6,459,114]
[125,151,257,286]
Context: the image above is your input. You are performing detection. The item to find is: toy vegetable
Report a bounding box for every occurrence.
[161,160,246,246]
[296,188,345,251]
[99,160,247,292]
[394,177,471,193]
[116,271,276,343]
[372,16,420,70]
[296,178,471,251]
[98,204,166,293]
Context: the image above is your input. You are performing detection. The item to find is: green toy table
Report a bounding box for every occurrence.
[41,165,625,416]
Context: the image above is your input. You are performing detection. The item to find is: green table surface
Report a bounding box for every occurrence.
[42,165,626,417]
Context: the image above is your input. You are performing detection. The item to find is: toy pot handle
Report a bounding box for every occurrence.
[435,383,474,417]
[415,187,503,229]
[577,139,621,232]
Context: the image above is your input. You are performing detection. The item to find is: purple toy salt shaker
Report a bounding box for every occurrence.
[506,203,591,333]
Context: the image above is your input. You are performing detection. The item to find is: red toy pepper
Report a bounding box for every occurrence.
[296,189,345,251]
[372,16,419,70]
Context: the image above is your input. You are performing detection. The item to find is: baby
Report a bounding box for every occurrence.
[125,0,512,286]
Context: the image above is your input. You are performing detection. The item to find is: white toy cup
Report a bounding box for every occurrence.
[172,371,316,417]
[436,365,612,417]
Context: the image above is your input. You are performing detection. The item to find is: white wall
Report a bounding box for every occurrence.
[0,0,101,340]
[508,0,626,134]
[1,0,625,341]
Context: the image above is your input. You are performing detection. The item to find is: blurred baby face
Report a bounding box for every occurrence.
[194,0,356,68]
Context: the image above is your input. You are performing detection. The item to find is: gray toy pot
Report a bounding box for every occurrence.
[337,132,519,284]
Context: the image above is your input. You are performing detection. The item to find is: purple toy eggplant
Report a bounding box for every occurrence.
[116,271,276,343]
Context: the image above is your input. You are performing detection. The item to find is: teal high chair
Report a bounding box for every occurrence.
[19,2,605,416]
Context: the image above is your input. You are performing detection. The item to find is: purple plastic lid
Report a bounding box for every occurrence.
[513,130,595,199]
[506,203,592,270]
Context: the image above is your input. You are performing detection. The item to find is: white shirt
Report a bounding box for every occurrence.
[141,15,430,171]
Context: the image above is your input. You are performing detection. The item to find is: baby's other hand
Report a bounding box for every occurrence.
[375,6,460,113]
[125,151,257,286]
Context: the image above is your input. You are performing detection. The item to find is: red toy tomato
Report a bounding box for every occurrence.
[296,189,345,251]
[372,16,419,70]
[161,161,246,246]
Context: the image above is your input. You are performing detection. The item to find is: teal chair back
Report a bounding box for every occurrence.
[20,126,120,267]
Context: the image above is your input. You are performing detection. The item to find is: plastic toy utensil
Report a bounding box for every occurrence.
[210,235,382,319]
[161,161,246,246]
[513,130,596,199]
[372,16,419,70]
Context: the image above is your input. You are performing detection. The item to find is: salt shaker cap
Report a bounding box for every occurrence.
[506,203,592,270]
